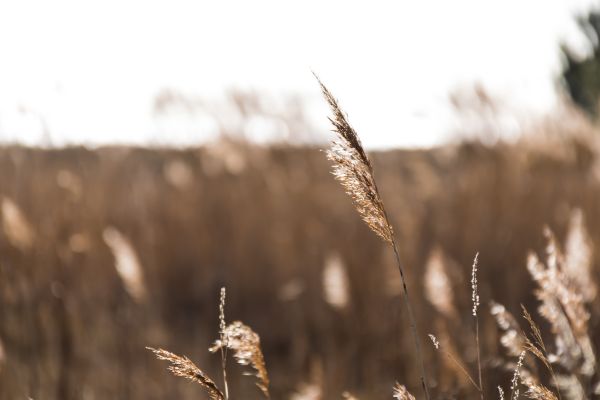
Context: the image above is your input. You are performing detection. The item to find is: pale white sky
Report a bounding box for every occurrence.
[0,0,596,148]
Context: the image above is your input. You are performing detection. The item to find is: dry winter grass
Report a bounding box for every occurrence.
[1,88,600,398]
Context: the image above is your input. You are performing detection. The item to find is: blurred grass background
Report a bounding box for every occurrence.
[1,121,600,398]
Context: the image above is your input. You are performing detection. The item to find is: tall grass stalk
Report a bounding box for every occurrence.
[314,74,430,400]
[471,253,483,400]
[218,287,230,400]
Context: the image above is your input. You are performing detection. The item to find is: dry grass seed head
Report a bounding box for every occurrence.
[564,209,596,302]
[428,334,440,349]
[146,347,224,400]
[1,197,35,251]
[527,233,596,376]
[521,377,558,400]
[491,301,526,357]
[521,305,545,352]
[315,75,393,244]
[219,287,227,341]
[211,321,270,398]
[520,305,555,374]
[471,252,480,316]
[290,383,322,400]
[322,252,350,309]
[393,382,416,400]
[511,351,526,400]
[553,374,585,400]
[424,248,457,318]
[342,391,359,400]
[527,252,581,362]
[103,227,148,303]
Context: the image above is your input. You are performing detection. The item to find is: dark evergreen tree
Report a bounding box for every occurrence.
[562,9,600,117]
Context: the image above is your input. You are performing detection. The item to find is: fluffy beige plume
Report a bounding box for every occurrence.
[424,248,457,318]
[393,383,416,400]
[322,252,350,310]
[316,74,430,400]
[56,169,82,200]
[521,377,558,400]
[315,75,393,244]
[528,251,581,368]
[163,159,194,190]
[211,321,270,398]
[528,230,596,376]
[315,75,430,400]
[554,375,585,400]
[1,197,34,251]
[290,383,322,400]
[491,301,525,357]
[103,227,148,303]
[146,347,224,400]
[564,209,596,302]
[526,226,598,397]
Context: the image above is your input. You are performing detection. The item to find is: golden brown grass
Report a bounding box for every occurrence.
[210,321,270,398]
[149,288,270,399]
[146,347,225,400]
[392,382,416,400]
[149,224,597,399]
[1,112,600,399]
[315,74,430,400]
[314,74,393,244]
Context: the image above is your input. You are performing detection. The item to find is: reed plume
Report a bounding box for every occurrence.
[211,321,270,398]
[491,301,525,357]
[315,74,430,400]
[1,197,34,251]
[564,209,595,302]
[521,306,561,400]
[146,347,225,400]
[522,377,558,400]
[526,227,597,397]
[342,391,359,400]
[103,226,148,303]
[393,382,416,400]
[424,247,457,319]
[316,76,392,243]
[322,252,350,310]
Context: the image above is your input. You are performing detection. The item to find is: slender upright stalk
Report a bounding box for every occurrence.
[475,318,483,400]
[390,237,430,400]
[315,74,430,399]
[220,347,229,400]
[428,334,481,391]
[218,288,229,400]
[471,253,483,399]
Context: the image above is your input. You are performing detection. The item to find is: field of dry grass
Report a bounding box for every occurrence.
[1,115,600,399]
